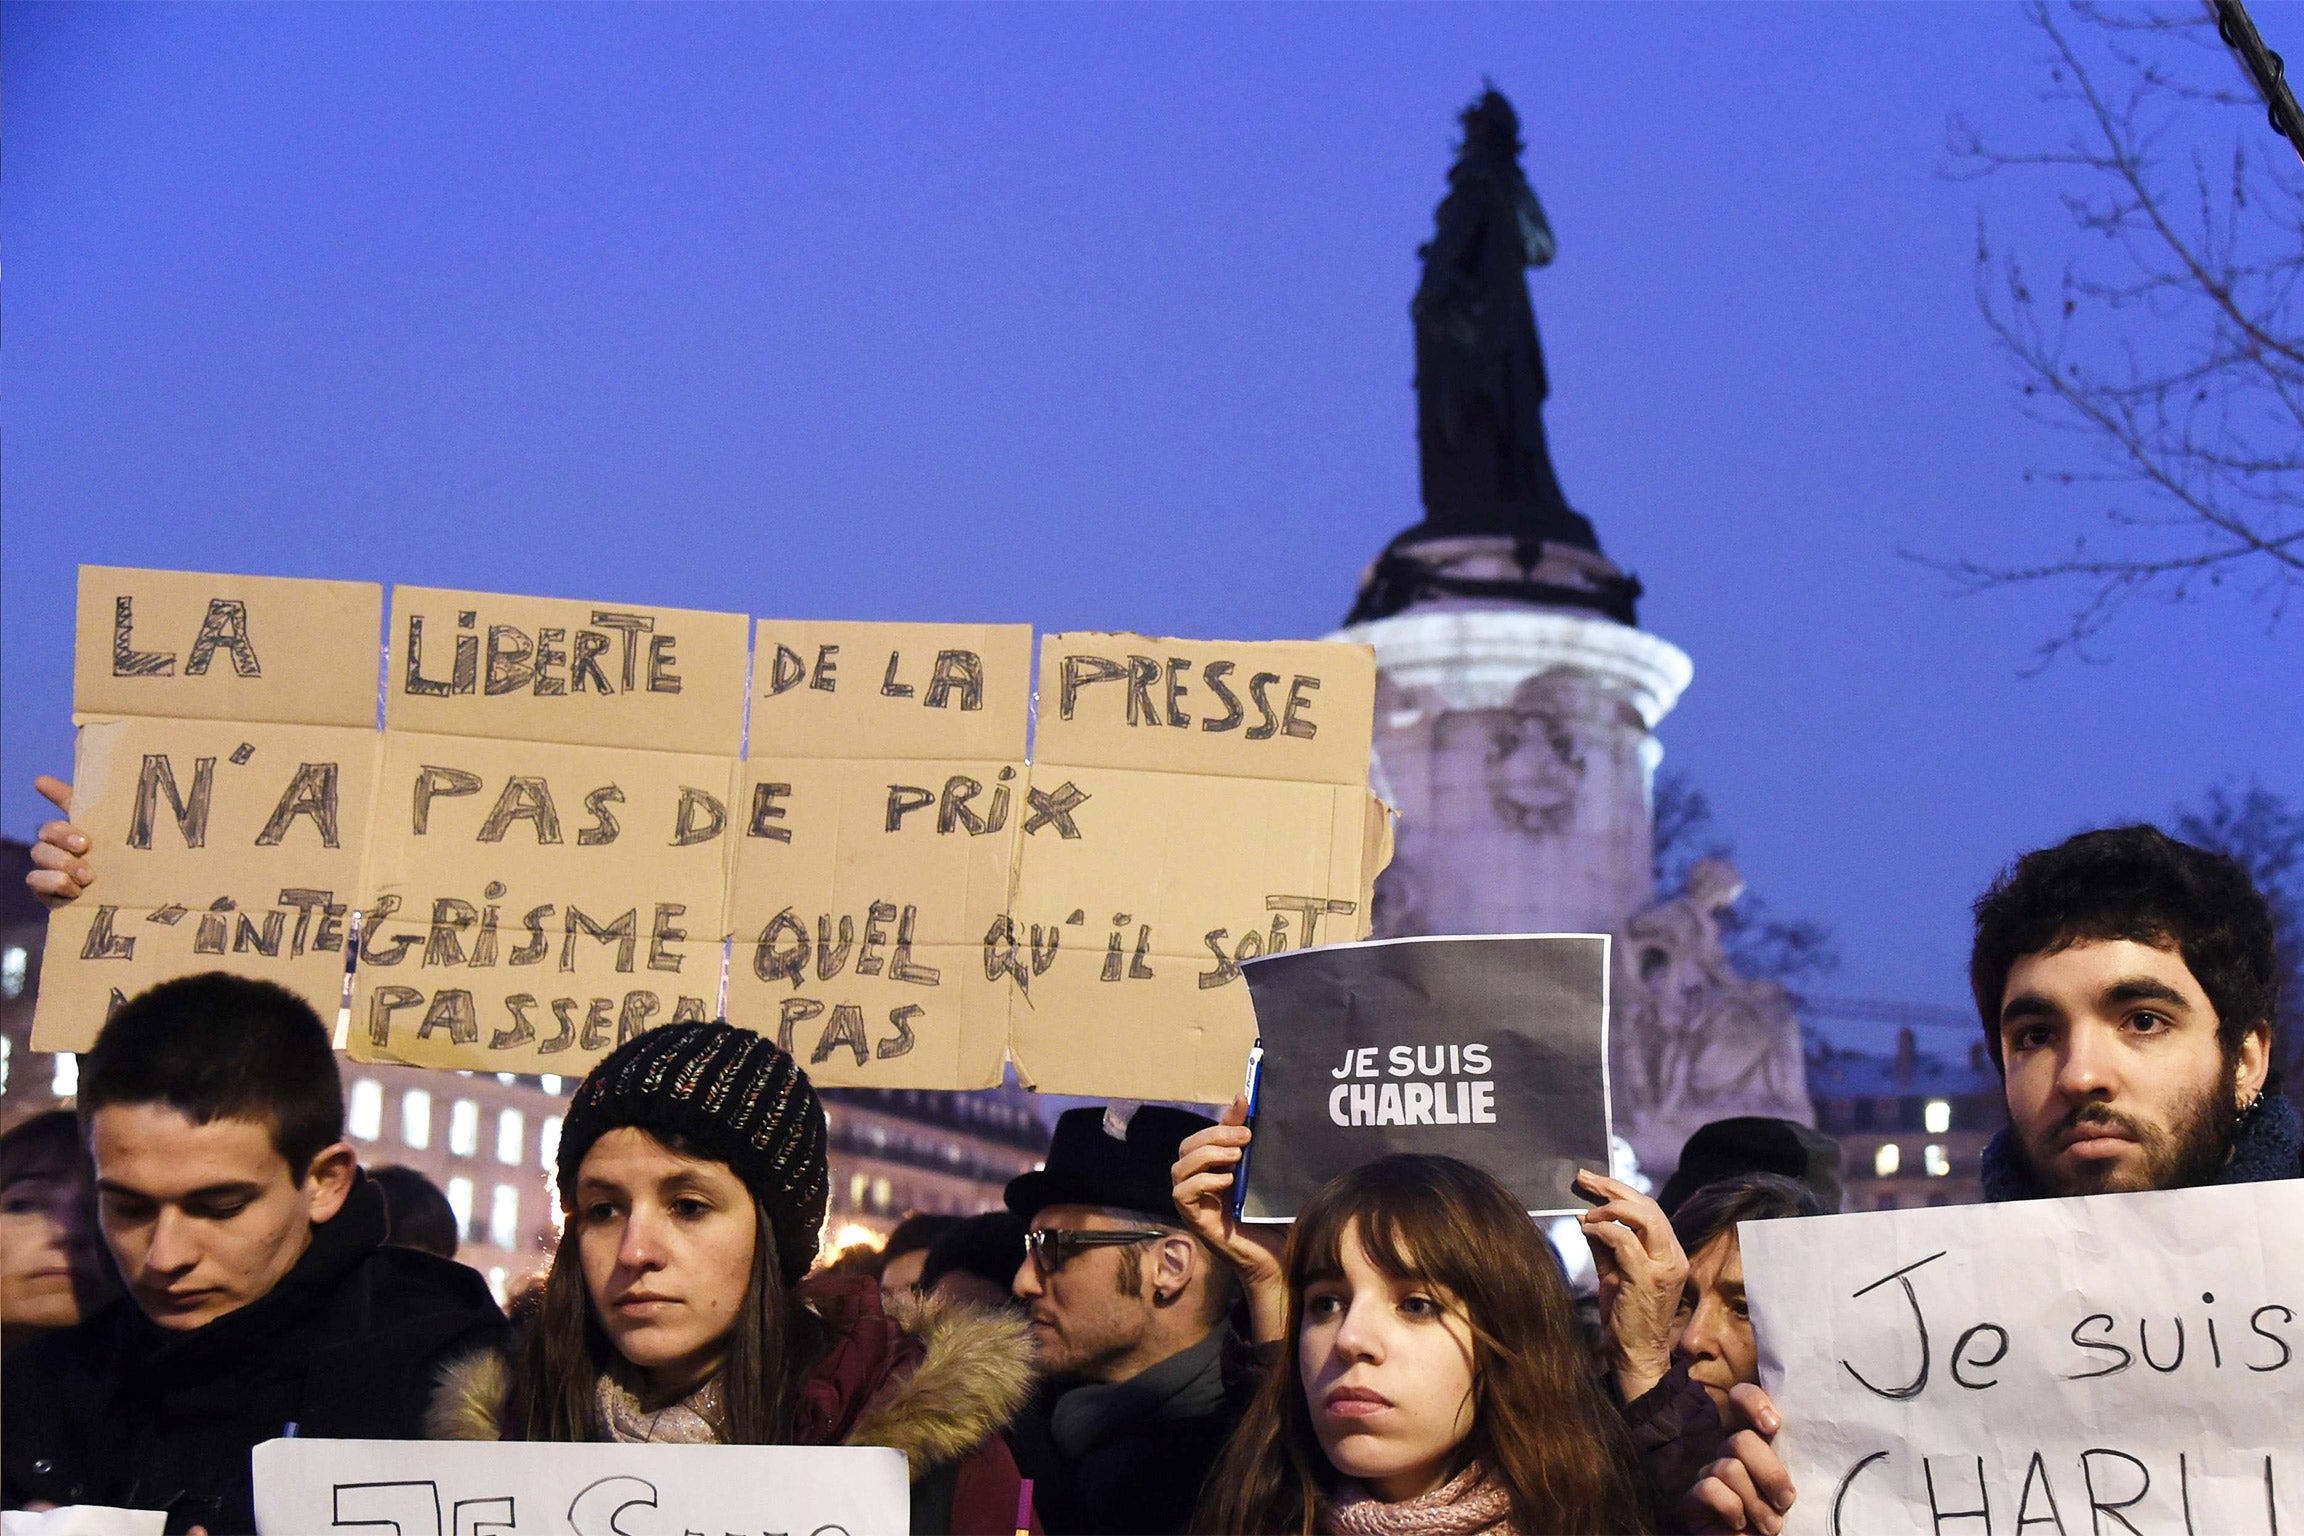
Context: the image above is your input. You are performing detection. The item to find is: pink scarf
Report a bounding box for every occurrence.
[1326,1463,1520,1536]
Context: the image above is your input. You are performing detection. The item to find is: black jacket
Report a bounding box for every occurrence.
[1619,1358,1731,1532]
[3,1174,505,1535]
[1007,1327,1260,1536]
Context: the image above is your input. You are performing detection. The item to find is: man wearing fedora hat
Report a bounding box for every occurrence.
[1003,1102,1250,1535]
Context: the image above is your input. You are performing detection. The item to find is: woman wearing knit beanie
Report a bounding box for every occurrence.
[427,1020,1041,1535]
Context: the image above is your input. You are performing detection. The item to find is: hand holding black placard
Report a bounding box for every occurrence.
[1171,1094,1288,1345]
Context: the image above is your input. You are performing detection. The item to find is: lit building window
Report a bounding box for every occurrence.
[0,945,27,999]
[496,1073,516,1087]
[871,1177,892,1211]
[52,1053,78,1099]
[538,1115,562,1172]
[1924,1099,1952,1135]
[850,1172,869,1210]
[403,1090,433,1149]
[1874,1143,1901,1178]
[489,1185,519,1249]
[1924,1144,1951,1177]
[485,1266,508,1306]
[540,1075,562,1096]
[348,1079,383,1141]
[449,1099,479,1157]
[0,1035,11,1096]
[496,1109,524,1165]
[446,1176,474,1239]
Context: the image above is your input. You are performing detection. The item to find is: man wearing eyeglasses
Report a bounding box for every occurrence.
[1002,1102,1247,1535]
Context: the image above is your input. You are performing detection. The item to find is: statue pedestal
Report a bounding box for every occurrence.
[1331,604,1692,940]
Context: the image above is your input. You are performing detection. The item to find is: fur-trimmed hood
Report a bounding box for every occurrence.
[425,1278,1038,1479]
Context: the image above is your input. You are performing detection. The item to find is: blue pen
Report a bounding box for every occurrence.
[1230,1041,1264,1222]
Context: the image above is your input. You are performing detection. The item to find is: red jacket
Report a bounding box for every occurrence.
[792,1274,1041,1536]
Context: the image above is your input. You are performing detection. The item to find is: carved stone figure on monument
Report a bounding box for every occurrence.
[1612,859,1816,1175]
[1482,675,1589,839]
[1369,666,1648,939]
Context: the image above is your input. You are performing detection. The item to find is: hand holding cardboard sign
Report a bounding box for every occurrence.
[1677,1384,1793,1536]
[26,777,94,907]
[1171,1093,1288,1345]
[1574,1168,1689,1403]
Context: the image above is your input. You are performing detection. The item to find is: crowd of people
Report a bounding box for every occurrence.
[4,783,2297,1534]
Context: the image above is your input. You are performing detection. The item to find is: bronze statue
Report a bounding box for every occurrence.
[1411,89,1592,551]
[1348,88,1640,626]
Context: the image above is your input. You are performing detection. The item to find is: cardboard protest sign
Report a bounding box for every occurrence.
[252,1438,911,1535]
[726,620,1032,1089]
[1235,934,1612,1220]
[381,585,748,756]
[1741,1181,2304,1536]
[74,563,383,728]
[35,568,385,1050]
[350,586,748,1072]
[1004,633,1392,1103]
[38,569,1398,1097]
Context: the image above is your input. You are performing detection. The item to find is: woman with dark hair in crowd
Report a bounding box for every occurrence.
[427,1020,1040,1535]
[1187,1153,1652,1535]
[0,1110,113,1355]
[1660,1174,1820,1416]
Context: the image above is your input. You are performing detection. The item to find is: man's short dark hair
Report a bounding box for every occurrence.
[370,1164,461,1259]
[1970,825,2281,1073]
[78,973,345,1183]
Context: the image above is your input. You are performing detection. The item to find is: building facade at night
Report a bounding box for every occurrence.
[1805,1027,2002,1211]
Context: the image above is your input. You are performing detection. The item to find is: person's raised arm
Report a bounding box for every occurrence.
[1677,1383,1796,1535]
[1575,1169,1689,1404]
[1171,1093,1288,1345]
[25,777,95,907]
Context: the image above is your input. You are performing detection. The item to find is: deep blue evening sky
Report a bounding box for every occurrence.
[6,3,2299,1028]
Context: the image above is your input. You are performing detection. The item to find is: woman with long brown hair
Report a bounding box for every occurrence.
[1190,1153,1652,1535]
[426,1020,1041,1534]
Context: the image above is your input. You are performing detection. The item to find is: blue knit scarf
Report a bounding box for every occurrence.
[1979,1087,2303,1202]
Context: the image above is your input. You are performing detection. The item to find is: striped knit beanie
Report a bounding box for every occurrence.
[556,1020,830,1283]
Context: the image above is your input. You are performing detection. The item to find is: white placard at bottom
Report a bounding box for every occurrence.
[253,1438,911,1536]
[1741,1181,2304,1536]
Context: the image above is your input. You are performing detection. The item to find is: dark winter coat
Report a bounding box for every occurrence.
[2,1173,506,1535]
[1619,1359,1732,1533]
[1005,1324,1261,1536]
[427,1274,1041,1536]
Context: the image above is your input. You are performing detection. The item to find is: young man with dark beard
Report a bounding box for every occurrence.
[1682,825,2300,1536]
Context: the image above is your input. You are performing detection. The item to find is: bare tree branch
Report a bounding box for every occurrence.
[1919,2,2304,667]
